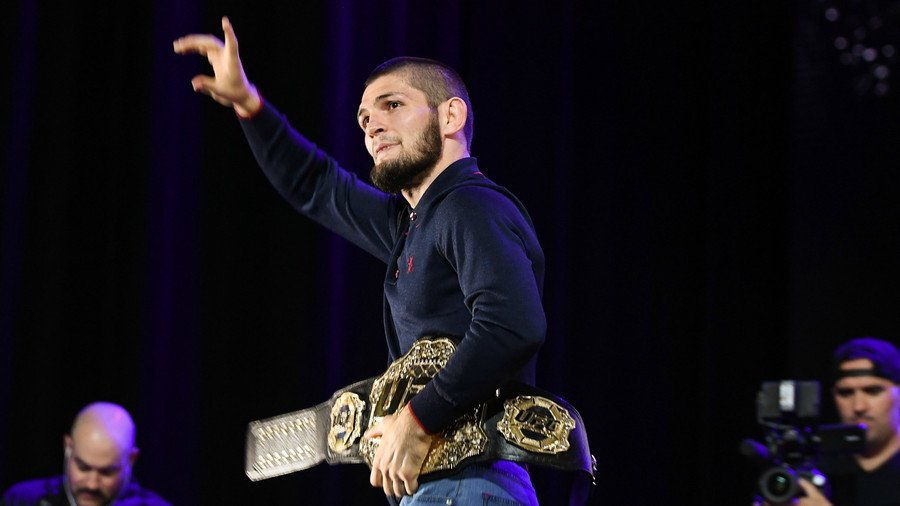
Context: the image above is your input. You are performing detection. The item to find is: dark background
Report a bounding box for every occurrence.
[3,0,899,504]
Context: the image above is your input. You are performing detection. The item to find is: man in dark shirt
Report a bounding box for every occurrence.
[775,337,900,506]
[174,16,545,505]
[1,402,170,506]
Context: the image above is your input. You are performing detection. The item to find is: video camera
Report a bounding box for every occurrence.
[740,380,866,504]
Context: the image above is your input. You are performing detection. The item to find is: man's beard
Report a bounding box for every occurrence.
[370,113,442,194]
[74,488,112,506]
[64,455,129,506]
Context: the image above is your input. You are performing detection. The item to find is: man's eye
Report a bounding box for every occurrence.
[835,388,854,397]
[389,101,401,109]
[360,117,369,128]
[863,386,886,395]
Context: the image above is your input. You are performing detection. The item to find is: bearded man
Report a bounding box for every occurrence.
[2,402,170,506]
[174,16,548,506]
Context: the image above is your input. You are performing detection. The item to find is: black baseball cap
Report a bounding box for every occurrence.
[833,337,900,384]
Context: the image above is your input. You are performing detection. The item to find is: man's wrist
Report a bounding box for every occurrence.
[234,85,263,119]
[405,403,432,436]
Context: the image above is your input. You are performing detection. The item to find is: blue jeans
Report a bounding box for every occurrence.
[398,461,538,506]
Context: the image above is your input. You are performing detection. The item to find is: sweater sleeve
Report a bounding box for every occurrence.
[409,186,546,432]
[1,477,64,506]
[238,100,403,263]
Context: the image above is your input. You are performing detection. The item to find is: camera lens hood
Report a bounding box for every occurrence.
[759,466,801,503]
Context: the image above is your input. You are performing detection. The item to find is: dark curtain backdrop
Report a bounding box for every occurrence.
[3,1,899,504]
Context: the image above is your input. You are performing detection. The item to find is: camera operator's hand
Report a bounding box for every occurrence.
[752,479,833,506]
[794,479,832,506]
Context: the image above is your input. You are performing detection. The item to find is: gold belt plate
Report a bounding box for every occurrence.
[359,337,488,473]
[328,391,366,454]
[498,395,576,454]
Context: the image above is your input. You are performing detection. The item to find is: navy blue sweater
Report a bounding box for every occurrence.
[1,476,170,506]
[240,102,546,432]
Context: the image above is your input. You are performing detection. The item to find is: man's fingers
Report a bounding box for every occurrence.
[190,75,218,93]
[364,413,427,499]
[222,16,240,54]
[371,441,403,499]
[363,419,385,440]
[382,471,393,498]
[385,466,400,498]
[796,478,829,503]
[173,34,224,55]
[397,459,420,496]
[404,474,419,496]
[392,475,404,498]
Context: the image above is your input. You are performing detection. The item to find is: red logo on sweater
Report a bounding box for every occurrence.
[407,256,414,273]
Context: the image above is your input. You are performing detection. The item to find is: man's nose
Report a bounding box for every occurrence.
[852,393,869,413]
[366,124,384,137]
[84,471,100,489]
[366,116,385,137]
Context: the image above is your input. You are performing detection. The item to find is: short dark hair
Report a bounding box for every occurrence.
[833,337,900,384]
[365,56,474,149]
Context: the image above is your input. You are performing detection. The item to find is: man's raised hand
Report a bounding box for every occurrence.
[173,16,261,117]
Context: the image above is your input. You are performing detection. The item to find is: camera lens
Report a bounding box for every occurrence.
[759,466,800,503]
[767,473,790,494]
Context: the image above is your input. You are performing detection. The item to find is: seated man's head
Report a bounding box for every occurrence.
[63,402,139,506]
[832,337,900,454]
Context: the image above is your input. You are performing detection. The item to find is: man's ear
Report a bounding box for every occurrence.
[129,447,140,466]
[440,97,468,137]
[63,435,73,457]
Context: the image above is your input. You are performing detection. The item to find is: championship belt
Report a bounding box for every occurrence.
[245,337,596,488]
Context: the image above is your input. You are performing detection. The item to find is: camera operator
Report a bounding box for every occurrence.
[757,337,900,506]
